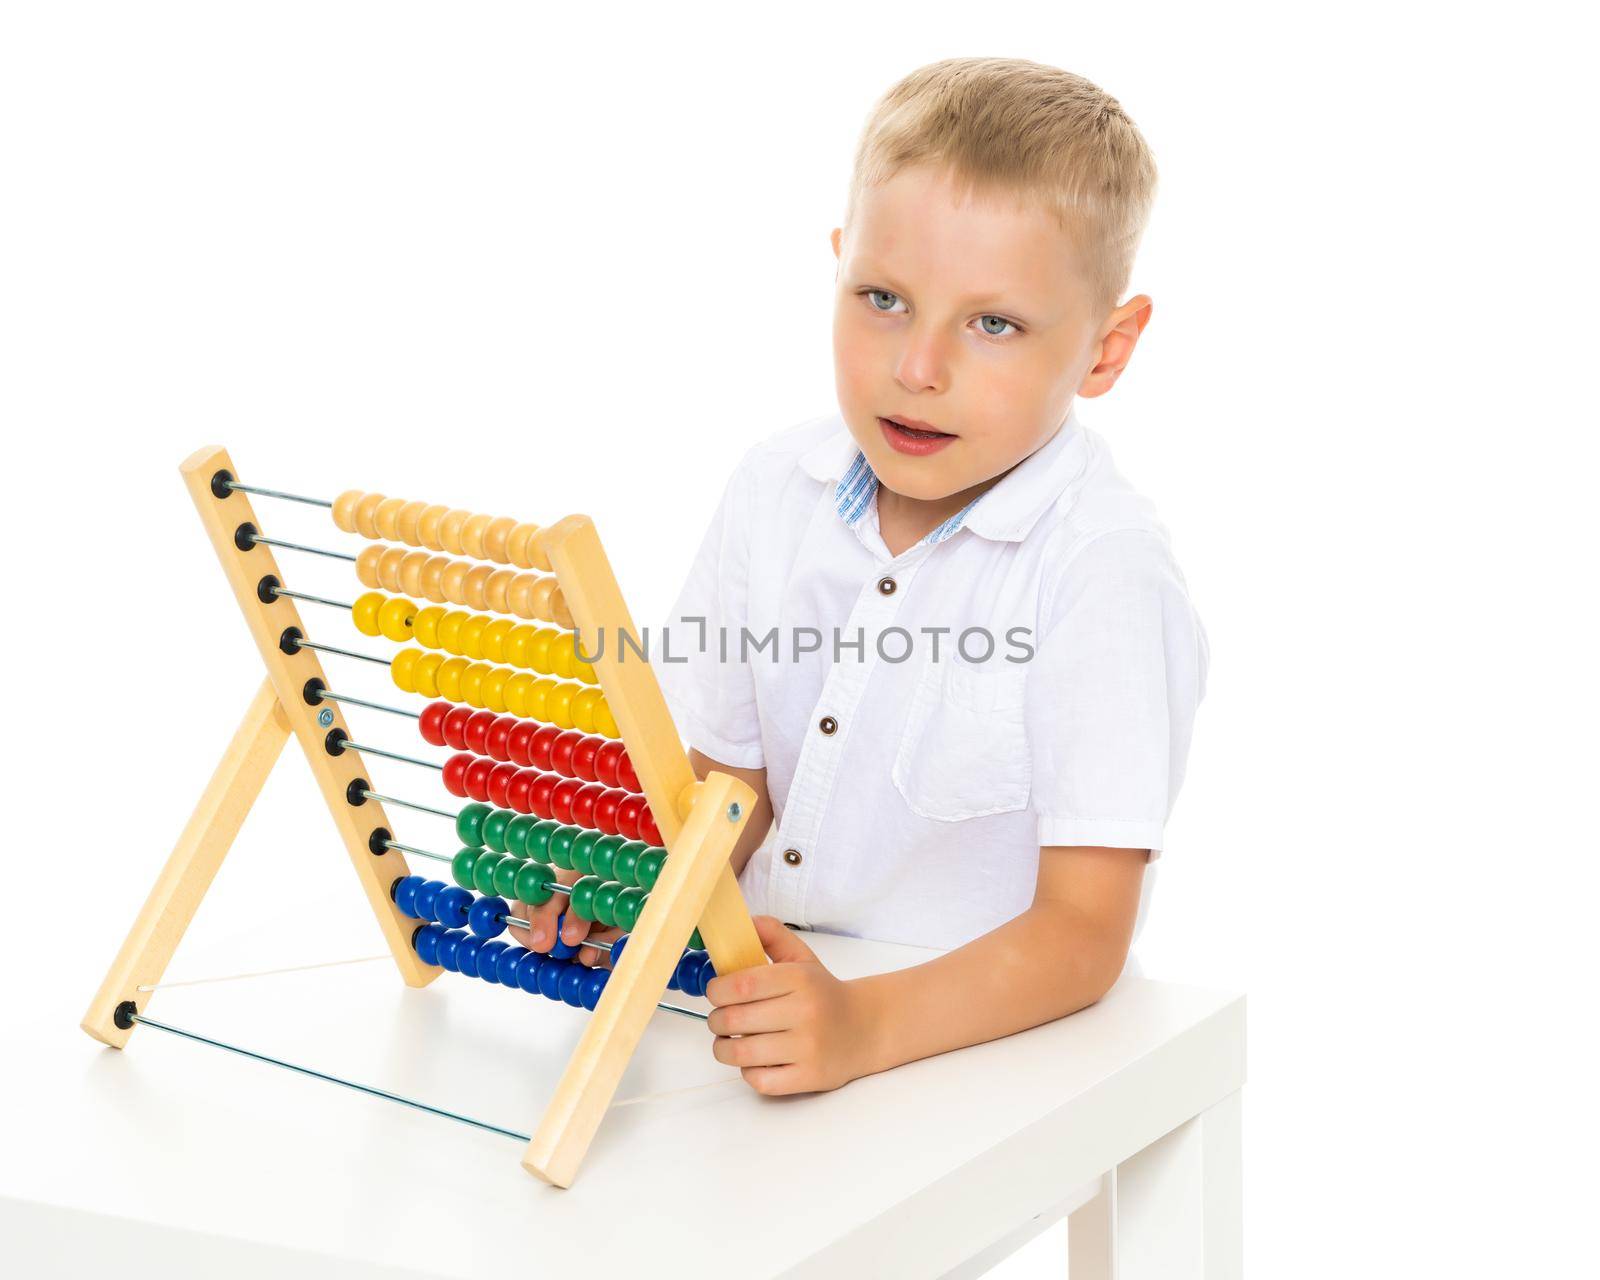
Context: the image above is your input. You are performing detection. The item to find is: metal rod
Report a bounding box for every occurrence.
[249,533,358,563]
[360,789,459,821]
[272,585,356,611]
[296,638,391,667]
[316,689,421,719]
[382,840,451,863]
[342,740,443,771]
[483,919,708,1021]
[224,481,334,509]
[129,1013,530,1142]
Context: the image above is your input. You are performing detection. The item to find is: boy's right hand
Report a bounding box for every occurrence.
[507,867,590,954]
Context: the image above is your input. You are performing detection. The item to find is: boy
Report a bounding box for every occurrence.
[515,57,1207,1097]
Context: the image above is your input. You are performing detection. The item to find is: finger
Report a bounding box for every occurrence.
[560,911,593,948]
[522,895,564,951]
[705,959,802,1007]
[751,915,818,965]
[706,992,801,1038]
[577,925,621,969]
[740,1065,810,1097]
[711,1030,799,1070]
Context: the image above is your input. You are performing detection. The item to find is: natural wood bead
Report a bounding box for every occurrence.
[527,540,553,573]
[417,504,449,551]
[506,523,539,570]
[397,500,427,546]
[440,559,471,605]
[438,510,470,556]
[374,496,406,541]
[354,493,386,540]
[483,516,516,564]
[399,550,429,598]
[462,563,494,611]
[420,555,448,603]
[332,490,363,533]
[550,589,574,630]
[527,577,559,622]
[461,513,493,560]
[377,546,408,593]
[356,544,385,589]
[484,568,515,614]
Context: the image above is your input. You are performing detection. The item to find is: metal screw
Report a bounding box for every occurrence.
[726,802,742,823]
[317,708,335,727]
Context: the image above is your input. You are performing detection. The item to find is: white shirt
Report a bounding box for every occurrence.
[655,405,1207,951]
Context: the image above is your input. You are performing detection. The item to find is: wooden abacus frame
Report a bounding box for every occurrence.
[82,445,767,1187]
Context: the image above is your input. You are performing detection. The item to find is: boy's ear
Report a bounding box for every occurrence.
[830,226,842,260]
[1079,293,1153,399]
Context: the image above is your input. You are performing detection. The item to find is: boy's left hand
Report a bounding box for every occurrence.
[704,916,880,1096]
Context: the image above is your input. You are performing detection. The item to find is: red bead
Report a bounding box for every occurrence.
[506,721,536,768]
[442,706,473,751]
[487,763,519,810]
[637,808,662,847]
[529,772,557,820]
[550,730,580,779]
[464,757,495,803]
[570,734,600,783]
[442,753,471,797]
[617,751,640,793]
[570,783,605,830]
[485,715,514,763]
[506,768,536,814]
[418,701,450,748]
[593,740,621,789]
[592,787,622,836]
[529,725,559,772]
[549,777,582,826]
[616,793,647,841]
[464,710,496,756]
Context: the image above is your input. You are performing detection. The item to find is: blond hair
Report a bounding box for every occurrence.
[845,57,1157,316]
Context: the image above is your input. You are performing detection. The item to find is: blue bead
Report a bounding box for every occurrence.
[393,875,425,919]
[559,964,587,1008]
[413,923,445,966]
[456,935,486,979]
[434,886,473,929]
[695,953,718,994]
[414,879,444,922]
[515,950,545,994]
[607,934,628,969]
[548,913,578,961]
[477,941,509,984]
[537,958,566,1001]
[437,929,466,973]
[468,895,509,939]
[675,950,707,997]
[496,945,526,987]
[580,967,609,1011]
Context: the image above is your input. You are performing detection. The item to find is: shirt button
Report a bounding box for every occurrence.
[818,715,837,735]
[782,848,803,866]
[877,576,897,595]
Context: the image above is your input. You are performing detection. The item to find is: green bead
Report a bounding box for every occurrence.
[548,826,578,871]
[689,927,704,950]
[569,874,602,922]
[593,881,623,929]
[524,819,557,863]
[451,847,481,891]
[615,886,647,931]
[610,839,641,887]
[505,814,538,858]
[589,834,622,881]
[474,852,507,896]
[635,850,665,891]
[482,808,514,853]
[455,803,492,848]
[493,853,525,899]
[572,830,601,877]
[514,860,555,906]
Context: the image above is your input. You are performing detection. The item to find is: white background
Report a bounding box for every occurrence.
[3,3,1595,1275]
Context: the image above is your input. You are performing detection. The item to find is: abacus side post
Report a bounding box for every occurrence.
[82,679,291,1048]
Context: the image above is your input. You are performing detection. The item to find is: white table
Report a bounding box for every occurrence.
[5,932,1244,1278]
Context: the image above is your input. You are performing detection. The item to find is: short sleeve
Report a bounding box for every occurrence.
[1026,529,1208,855]
[655,448,766,768]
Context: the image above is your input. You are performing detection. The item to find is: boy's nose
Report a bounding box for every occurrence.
[893,326,949,394]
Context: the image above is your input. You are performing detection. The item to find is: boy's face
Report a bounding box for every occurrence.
[831,163,1147,504]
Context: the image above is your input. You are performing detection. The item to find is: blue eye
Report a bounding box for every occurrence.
[865,289,904,313]
[979,315,1018,337]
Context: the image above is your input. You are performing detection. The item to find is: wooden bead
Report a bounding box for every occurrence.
[355,544,384,589]
[354,492,386,540]
[440,560,471,606]
[413,606,444,650]
[460,663,487,709]
[351,591,385,637]
[397,500,427,546]
[378,595,415,642]
[399,550,429,598]
[505,625,538,669]
[462,564,494,611]
[550,588,574,630]
[546,682,576,730]
[437,610,467,655]
[527,577,559,624]
[413,651,444,698]
[503,672,535,717]
[417,504,449,551]
[462,513,493,560]
[484,516,516,564]
[484,568,515,614]
[438,510,469,556]
[569,687,603,735]
[550,633,580,681]
[374,496,407,541]
[390,647,420,693]
[420,555,448,603]
[436,657,469,702]
[527,539,552,573]
[525,678,556,723]
[507,574,538,620]
[481,618,515,664]
[458,614,490,660]
[506,523,538,570]
[332,490,363,533]
[377,546,407,593]
[480,666,511,713]
[593,700,618,739]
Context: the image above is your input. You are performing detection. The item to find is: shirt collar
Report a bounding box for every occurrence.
[798,406,1088,546]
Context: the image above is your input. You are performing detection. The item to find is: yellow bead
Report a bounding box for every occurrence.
[545,681,576,729]
[440,560,470,606]
[420,556,448,603]
[576,660,599,686]
[503,672,536,717]
[479,666,511,713]
[390,647,420,693]
[413,606,445,649]
[374,496,406,541]
[378,596,416,643]
[436,657,469,702]
[356,544,384,589]
[505,625,538,669]
[351,592,386,637]
[354,492,386,540]
[528,629,555,674]
[485,568,515,614]
[417,504,449,551]
[593,700,618,739]
[480,618,515,664]
[506,524,540,570]
[437,611,467,655]
[460,663,487,708]
[377,546,407,593]
[399,550,429,598]
[461,513,493,560]
[484,516,516,564]
[524,679,556,722]
[569,686,603,734]
[550,633,580,681]
[438,510,469,556]
[332,490,363,533]
[412,650,444,698]
[458,614,490,660]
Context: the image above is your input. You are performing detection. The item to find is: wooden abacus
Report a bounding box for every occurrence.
[82,447,767,1188]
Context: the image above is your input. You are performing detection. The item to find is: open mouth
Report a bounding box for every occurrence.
[878,416,957,455]
[879,416,953,440]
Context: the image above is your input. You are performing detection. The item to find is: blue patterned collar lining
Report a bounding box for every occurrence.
[833,450,983,547]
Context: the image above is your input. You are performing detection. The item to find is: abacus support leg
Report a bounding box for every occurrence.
[81,679,291,1048]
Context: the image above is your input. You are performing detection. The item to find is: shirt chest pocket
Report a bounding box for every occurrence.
[891,660,1033,822]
